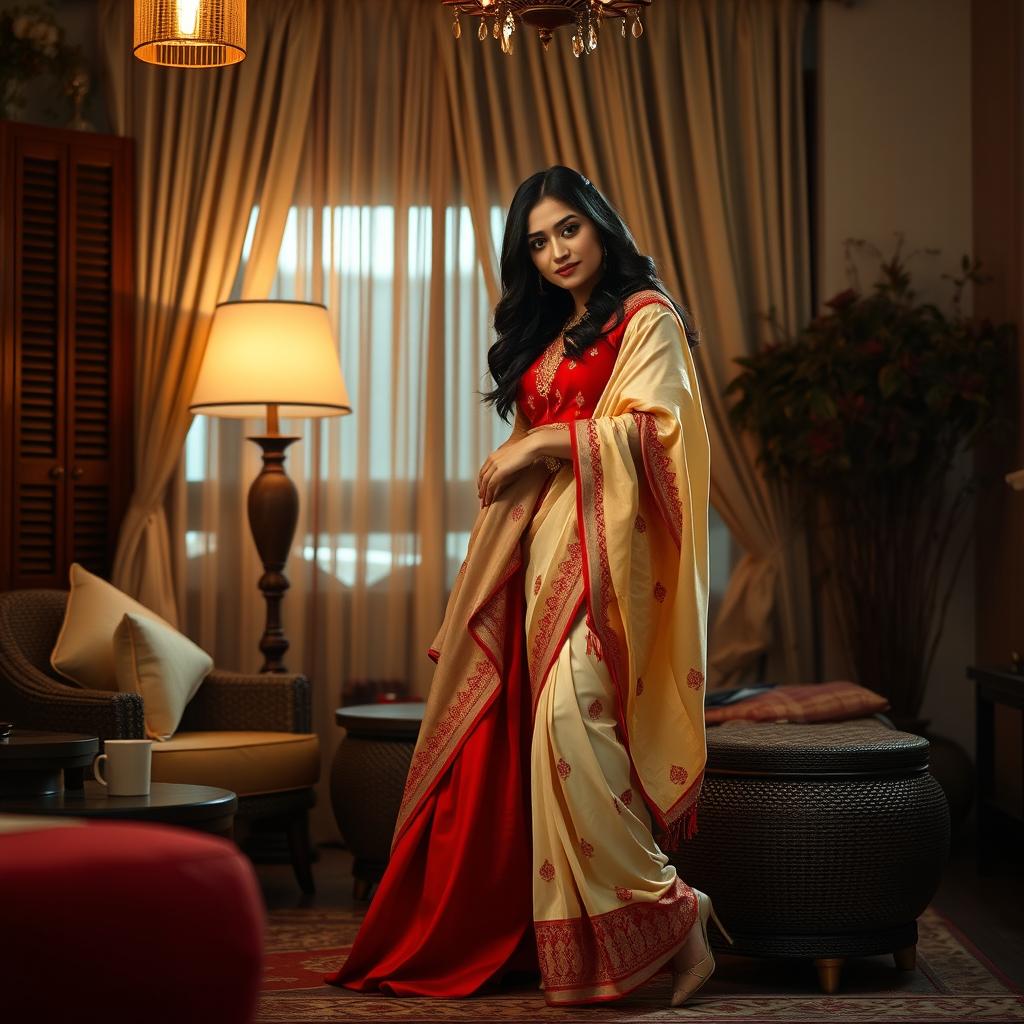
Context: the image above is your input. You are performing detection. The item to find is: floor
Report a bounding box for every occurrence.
[255,807,1024,989]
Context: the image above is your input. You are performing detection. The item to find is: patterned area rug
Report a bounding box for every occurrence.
[258,906,1024,1022]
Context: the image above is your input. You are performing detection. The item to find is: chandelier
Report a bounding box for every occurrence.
[441,1,653,57]
[134,0,246,68]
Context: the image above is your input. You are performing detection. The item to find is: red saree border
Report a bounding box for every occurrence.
[571,415,702,850]
[570,418,652,811]
[531,589,585,727]
[392,549,524,852]
[596,288,674,336]
[535,876,698,1005]
[633,409,684,550]
[393,655,498,852]
[527,535,585,718]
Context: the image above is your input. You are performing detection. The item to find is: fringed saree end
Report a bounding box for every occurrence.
[658,801,700,853]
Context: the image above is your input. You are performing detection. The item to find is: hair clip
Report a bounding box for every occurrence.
[581,174,591,186]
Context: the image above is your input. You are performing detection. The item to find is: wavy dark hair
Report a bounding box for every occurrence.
[482,165,700,422]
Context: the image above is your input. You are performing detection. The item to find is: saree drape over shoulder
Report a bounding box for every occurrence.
[326,290,711,1006]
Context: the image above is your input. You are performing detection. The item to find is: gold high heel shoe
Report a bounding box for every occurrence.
[670,888,735,1007]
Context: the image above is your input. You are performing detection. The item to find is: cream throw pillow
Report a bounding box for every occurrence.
[51,563,176,691]
[113,613,213,741]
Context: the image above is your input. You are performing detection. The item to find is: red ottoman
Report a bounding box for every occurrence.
[0,818,264,1024]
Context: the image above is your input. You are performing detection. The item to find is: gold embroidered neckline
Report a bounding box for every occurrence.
[535,309,586,399]
[534,336,564,398]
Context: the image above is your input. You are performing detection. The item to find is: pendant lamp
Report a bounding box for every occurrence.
[134,0,246,68]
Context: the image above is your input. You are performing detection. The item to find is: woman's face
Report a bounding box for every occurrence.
[527,196,603,300]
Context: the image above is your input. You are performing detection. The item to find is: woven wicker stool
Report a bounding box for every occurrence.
[669,716,950,994]
[330,702,425,901]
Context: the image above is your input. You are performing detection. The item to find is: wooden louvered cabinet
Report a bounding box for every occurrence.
[0,122,133,589]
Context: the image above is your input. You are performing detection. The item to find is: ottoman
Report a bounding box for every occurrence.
[669,716,951,993]
[0,816,264,1023]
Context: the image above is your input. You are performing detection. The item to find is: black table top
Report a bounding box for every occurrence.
[0,781,238,824]
[335,702,425,738]
[0,729,99,763]
[967,665,1024,708]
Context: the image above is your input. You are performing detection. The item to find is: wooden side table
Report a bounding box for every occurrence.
[966,665,1024,874]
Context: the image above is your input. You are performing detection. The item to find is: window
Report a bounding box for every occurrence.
[184,203,738,606]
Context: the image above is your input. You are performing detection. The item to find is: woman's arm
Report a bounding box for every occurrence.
[477,422,576,506]
[526,422,572,461]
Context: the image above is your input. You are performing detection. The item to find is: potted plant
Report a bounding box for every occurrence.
[725,235,1015,732]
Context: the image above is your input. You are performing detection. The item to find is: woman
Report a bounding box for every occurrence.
[325,166,731,1007]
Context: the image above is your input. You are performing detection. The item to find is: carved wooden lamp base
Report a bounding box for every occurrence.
[247,428,300,673]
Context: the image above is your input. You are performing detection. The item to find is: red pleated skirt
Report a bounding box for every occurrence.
[324,563,540,996]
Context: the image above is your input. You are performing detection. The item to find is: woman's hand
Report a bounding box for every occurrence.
[477,435,538,507]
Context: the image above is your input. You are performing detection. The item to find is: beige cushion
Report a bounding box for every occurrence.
[51,563,176,691]
[151,731,320,797]
[113,613,213,741]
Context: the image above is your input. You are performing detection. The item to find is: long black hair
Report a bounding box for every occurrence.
[483,165,700,422]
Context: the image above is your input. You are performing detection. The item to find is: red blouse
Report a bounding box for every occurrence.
[516,292,670,427]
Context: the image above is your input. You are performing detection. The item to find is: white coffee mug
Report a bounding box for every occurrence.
[93,739,152,796]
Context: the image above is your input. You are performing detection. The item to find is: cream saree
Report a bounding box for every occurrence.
[397,292,711,1004]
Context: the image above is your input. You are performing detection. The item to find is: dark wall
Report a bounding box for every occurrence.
[15,1,110,135]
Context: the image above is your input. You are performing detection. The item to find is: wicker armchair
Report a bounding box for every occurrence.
[0,589,319,893]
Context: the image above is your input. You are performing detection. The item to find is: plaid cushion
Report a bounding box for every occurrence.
[705,681,889,725]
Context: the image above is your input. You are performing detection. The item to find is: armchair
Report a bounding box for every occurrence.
[0,589,319,893]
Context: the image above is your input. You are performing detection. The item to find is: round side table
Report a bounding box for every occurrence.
[0,729,99,797]
[0,781,238,836]
[330,702,425,901]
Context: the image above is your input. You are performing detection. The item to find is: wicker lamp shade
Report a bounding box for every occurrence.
[134,0,246,68]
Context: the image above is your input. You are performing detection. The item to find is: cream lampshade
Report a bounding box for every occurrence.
[134,0,247,68]
[189,299,351,672]
[191,300,351,421]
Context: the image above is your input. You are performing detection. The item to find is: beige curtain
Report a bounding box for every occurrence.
[99,0,325,623]
[175,0,507,838]
[436,0,817,687]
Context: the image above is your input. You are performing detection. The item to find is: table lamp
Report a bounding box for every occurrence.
[189,300,351,672]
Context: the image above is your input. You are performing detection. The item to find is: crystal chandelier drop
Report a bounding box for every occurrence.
[441,1,653,57]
